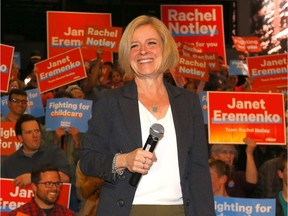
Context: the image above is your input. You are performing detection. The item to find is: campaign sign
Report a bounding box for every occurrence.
[0,44,14,92]
[232,36,262,53]
[161,5,227,64]
[0,122,22,156]
[176,55,209,81]
[47,11,112,62]
[0,89,44,117]
[229,60,249,76]
[25,89,45,117]
[45,98,92,132]
[35,48,86,93]
[0,178,71,213]
[214,196,275,216]
[247,53,287,93]
[83,25,123,53]
[207,91,286,144]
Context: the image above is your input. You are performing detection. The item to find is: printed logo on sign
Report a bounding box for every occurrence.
[61,121,71,127]
[0,64,8,73]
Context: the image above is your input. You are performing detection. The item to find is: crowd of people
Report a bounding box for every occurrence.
[1,15,287,216]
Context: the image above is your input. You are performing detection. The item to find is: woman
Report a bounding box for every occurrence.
[80,15,215,216]
[210,137,258,198]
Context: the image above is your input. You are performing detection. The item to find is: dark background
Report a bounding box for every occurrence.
[2,0,237,67]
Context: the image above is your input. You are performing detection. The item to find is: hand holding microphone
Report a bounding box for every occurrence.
[129,123,164,187]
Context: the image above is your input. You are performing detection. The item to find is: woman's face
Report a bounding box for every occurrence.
[213,146,236,166]
[130,24,163,77]
[9,81,20,91]
[111,71,122,84]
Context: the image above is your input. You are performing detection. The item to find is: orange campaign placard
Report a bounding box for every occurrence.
[176,55,209,81]
[247,53,287,93]
[0,44,14,92]
[0,178,71,213]
[0,122,22,156]
[35,48,86,93]
[232,36,262,53]
[161,5,227,64]
[207,92,286,145]
[83,25,123,53]
[47,11,112,61]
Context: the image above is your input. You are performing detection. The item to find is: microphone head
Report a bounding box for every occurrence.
[150,123,164,140]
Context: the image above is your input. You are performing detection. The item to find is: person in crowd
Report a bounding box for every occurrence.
[24,70,38,90]
[49,91,82,180]
[10,61,25,88]
[218,64,229,78]
[21,50,42,82]
[8,79,24,91]
[102,61,114,80]
[1,89,28,162]
[66,84,85,99]
[104,69,124,89]
[209,159,230,197]
[1,114,70,187]
[238,52,248,63]
[204,72,226,91]
[1,89,27,122]
[210,137,258,197]
[80,47,106,103]
[255,147,287,198]
[80,15,215,216]
[11,60,20,80]
[75,161,104,216]
[9,164,76,216]
[226,74,252,92]
[276,151,287,216]
[183,80,197,93]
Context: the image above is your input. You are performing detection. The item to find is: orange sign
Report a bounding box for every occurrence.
[47,11,112,61]
[176,55,209,81]
[0,178,71,213]
[0,122,22,156]
[207,92,286,145]
[83,25,122,53]
[0,44,14,92]
[161,5,227,64]
[232,36,262,53]
[35,48,86,93]
[247,53,287,93]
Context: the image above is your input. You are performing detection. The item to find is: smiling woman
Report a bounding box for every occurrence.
[80,15,215,216]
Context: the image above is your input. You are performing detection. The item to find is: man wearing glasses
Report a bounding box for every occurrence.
[1,89,28,122]
[9,164,76,215]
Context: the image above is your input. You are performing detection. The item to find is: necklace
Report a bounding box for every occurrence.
[152,104,158,113]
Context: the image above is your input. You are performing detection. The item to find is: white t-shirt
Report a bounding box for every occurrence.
[132,102,183,205]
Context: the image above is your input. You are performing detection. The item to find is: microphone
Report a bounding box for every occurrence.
[129,123,164,187]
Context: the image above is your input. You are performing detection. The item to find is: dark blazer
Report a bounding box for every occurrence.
[80,80,215,216]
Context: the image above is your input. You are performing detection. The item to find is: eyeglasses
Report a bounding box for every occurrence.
[10,98,28,105]
[37,181,63,188]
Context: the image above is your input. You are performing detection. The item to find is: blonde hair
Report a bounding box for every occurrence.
[118,15,179,76]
